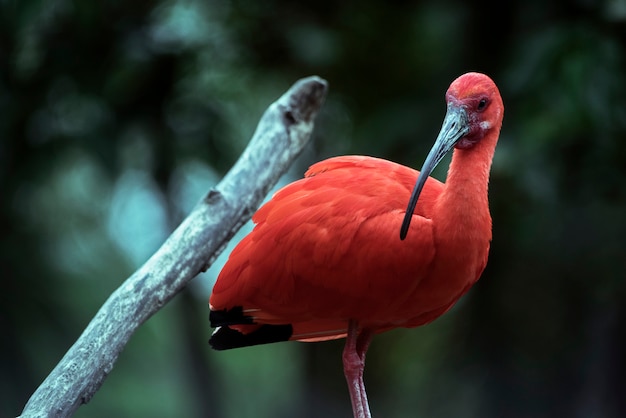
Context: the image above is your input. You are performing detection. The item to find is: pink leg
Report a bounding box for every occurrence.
[343,320,373,418]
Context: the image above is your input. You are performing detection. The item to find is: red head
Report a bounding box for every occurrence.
[445,72,504,149]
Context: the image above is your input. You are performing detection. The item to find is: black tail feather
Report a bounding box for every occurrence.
[209,324,293,350]
[209,306,254,327]
[209,305,293,350]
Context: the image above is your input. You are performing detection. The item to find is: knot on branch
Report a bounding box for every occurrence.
[280,76,328,126]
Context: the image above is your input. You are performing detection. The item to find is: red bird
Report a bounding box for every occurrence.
[209,72,504,418]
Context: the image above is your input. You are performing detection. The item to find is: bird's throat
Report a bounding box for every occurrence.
[435,136,496,238]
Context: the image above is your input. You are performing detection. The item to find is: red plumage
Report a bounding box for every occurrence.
[211,156,447,340]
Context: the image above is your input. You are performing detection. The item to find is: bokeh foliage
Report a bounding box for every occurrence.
[1,1,625,417]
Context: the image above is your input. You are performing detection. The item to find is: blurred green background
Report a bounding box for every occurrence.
[2,0,626,417]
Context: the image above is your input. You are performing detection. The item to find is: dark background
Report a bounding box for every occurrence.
[2,1,625,417]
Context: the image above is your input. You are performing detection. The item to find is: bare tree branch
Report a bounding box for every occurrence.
[19,76,328,418]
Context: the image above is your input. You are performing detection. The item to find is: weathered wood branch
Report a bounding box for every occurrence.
[19,76,328,418]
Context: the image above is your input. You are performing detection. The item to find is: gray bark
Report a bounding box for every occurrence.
[19,76,328,418]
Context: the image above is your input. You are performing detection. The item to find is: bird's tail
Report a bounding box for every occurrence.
[209,306,347,350]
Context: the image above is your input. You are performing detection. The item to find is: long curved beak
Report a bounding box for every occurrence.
[400,104,470,240]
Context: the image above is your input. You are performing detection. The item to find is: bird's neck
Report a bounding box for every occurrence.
[435,134,498,235]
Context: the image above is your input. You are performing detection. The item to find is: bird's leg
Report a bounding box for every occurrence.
[343,320,373,418]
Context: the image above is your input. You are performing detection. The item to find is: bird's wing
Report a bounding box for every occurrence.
[210,156,443,335]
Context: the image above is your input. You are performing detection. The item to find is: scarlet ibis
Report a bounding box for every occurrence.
[209,72,504,418]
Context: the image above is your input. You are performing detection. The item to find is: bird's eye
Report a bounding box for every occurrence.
[477,98,488,111]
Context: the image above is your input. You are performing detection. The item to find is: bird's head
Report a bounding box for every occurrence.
[400,72,504,240]
[445,72,504,149]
